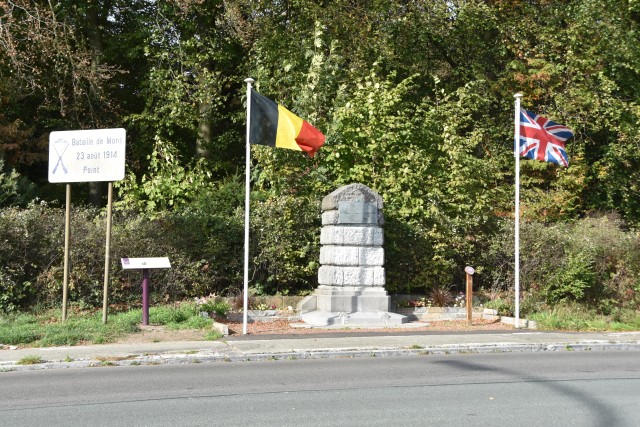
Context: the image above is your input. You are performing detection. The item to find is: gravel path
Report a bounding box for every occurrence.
[224,319,515,336]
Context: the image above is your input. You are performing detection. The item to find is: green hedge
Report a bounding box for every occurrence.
[2,196,639,314]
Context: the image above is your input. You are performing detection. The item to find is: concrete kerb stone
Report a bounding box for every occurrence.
[3,339,640,372]
[211,321,229,336]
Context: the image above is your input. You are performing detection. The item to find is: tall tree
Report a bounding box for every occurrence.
[0,0,117,201]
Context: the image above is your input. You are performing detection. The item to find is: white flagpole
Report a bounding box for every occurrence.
[514,93,522,329]
[243,78,254,335]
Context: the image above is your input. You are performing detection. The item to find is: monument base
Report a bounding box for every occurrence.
[298,285,408,327]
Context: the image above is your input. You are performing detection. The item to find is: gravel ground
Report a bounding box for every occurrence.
[223,318,515,336]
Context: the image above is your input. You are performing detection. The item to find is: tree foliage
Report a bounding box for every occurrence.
[1,0,640,308]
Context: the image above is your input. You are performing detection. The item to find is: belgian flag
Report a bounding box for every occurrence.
[249,90,325,157]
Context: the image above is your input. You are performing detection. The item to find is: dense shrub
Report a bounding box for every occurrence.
[0,202,65,311]
[0,179,247,312]
[2,194,639,315]
[479,215,640,314]
[250,192,321,295]
[546,252,596,304]
[484,297,515,317]
[481,219,566,294]
[162,176,246,297]
[384,218,436,294]
[0,176,318,312]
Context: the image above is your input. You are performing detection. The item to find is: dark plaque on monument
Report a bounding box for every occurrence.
[338,201,378,224]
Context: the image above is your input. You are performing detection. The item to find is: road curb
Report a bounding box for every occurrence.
[3,340,640,372]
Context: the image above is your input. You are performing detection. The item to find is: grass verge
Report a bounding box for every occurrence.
[529,305,640,331]
[0,303,216,347]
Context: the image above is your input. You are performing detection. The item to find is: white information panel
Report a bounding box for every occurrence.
[48,128,126,183]
[121,257,171,270]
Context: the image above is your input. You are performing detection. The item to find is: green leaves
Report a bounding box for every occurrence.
[0,159,20,207]
[326,69,425,202]
[0,0,639,303]
[114,136,211,218]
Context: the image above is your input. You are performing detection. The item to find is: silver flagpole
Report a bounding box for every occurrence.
[514,93,523,329]
[243,78,254,335]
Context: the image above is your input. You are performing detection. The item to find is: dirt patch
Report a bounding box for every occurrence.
[115,325,209,344]
[225,319,515,336]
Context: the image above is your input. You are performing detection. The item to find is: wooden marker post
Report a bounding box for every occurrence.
[465,266,475,325]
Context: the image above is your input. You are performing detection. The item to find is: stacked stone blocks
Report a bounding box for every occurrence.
[318,184,385,289]
[299,183,407,326]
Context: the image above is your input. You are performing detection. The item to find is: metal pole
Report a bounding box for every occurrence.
[102,182,113,324]
[243,78,254,335]
[62,184,71,321]
[142,269,150,326]
[514,94,523,329]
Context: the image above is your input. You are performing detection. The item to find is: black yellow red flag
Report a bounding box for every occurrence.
[249,90,325,157]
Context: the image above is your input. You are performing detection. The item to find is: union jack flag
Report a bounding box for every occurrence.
[519,109,573,167]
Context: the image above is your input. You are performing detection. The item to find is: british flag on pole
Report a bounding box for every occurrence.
[519,109,573,167]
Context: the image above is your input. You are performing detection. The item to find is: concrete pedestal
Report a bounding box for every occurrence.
[299,286,407,326]
[299,183,408,327]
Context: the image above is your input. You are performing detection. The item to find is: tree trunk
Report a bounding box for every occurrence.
[197,99,212,160]
[87,0,103,206]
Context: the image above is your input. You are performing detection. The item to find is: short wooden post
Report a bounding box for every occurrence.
[465,266,475,325]
[142,269,150,326]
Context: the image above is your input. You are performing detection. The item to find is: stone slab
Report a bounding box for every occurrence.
[318,265,385,286]
[211,322,229,337]
[319,246,384,267]
[320,226,384,246]
[310,286,392,313]
[321,183,384,211]
[322,210,385,226]
[301,310,408,327]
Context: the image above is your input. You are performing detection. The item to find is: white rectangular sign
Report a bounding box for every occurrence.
[121,257,171,270]
[48,128,126,183]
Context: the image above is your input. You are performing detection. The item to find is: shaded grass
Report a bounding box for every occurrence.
[0,303,214,347]
[203,330,223,341]
[149,304,199,327]
[163,314,211,330]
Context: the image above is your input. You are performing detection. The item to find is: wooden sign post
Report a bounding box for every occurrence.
[48,128,126,322]
[465,266,475,325]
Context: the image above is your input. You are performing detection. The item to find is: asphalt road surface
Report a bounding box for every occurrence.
[1,351,639,426]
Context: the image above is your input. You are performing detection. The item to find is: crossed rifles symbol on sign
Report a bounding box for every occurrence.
[52,138,69,175]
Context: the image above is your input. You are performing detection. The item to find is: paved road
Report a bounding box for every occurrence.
[1,351,639,426]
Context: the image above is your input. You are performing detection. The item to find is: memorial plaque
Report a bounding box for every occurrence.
[338,201,378,224]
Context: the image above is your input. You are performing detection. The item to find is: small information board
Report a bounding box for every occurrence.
[48,128,126,183]
[121,257,171,326]
[121,257,171,270]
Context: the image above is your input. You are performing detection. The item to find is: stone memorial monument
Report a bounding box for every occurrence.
[298,183,407,326]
